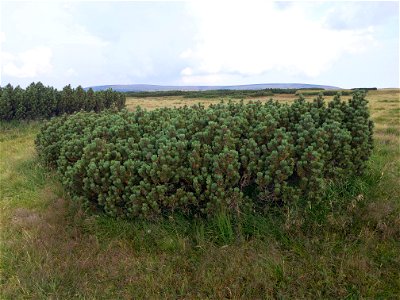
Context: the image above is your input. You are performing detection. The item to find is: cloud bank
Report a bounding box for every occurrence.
[0,2,398,88]
[180,2,375,84]
[2,46,53,78]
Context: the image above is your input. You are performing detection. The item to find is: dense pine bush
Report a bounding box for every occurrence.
[36,92,373,218]
[0,82,125,121]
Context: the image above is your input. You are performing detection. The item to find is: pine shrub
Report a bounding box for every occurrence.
[35,93,373,218]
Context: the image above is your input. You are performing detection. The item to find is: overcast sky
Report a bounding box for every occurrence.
[0,1,399,89]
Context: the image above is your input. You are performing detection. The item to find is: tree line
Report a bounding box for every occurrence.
[0,82,126,121]
[125,88,327,99]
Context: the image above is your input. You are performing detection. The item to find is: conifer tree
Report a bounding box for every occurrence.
[0,84,14,120]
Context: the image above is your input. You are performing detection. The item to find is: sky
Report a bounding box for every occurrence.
[0,1,399,89]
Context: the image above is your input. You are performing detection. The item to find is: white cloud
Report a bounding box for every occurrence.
[66,68,78,77]
[6,3,110,49]
[2,46,53,78]
[322,2,399,30]
[0,32,5,44]
[181,73,222,85]
[1,2,110,86]
[180,67,193,76]
[181,2,375,83]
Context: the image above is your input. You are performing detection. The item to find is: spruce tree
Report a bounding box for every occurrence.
[0,84,14,120]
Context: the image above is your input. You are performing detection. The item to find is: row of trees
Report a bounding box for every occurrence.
[0,82,126,121]
[125,88,329,99]
[297,90,353,96]
[36,92,374,219]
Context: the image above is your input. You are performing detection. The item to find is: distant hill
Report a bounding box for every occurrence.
[85,83,341,92]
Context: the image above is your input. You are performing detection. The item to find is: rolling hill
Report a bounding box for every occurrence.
[86,83,341,92]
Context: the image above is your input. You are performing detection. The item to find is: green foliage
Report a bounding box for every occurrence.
[125,88,326,99]
[36,93,373,219]
[0,82,126,121]
[351,87,377,91]
[298,90,353,96]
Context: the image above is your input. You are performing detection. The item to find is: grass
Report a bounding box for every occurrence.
[1,90,399,298]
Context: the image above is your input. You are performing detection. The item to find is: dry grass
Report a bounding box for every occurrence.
[1,89,399,299]
[125,93,323,111]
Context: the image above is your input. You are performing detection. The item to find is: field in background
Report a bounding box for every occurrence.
[1,89,399,298]
[126,93,322,110]
[125,89,377,111]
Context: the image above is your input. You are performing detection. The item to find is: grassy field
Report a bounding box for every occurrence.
[125,92,336,110]
[1,90,399,299]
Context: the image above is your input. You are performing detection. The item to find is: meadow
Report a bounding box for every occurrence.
[0,89,399,299]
